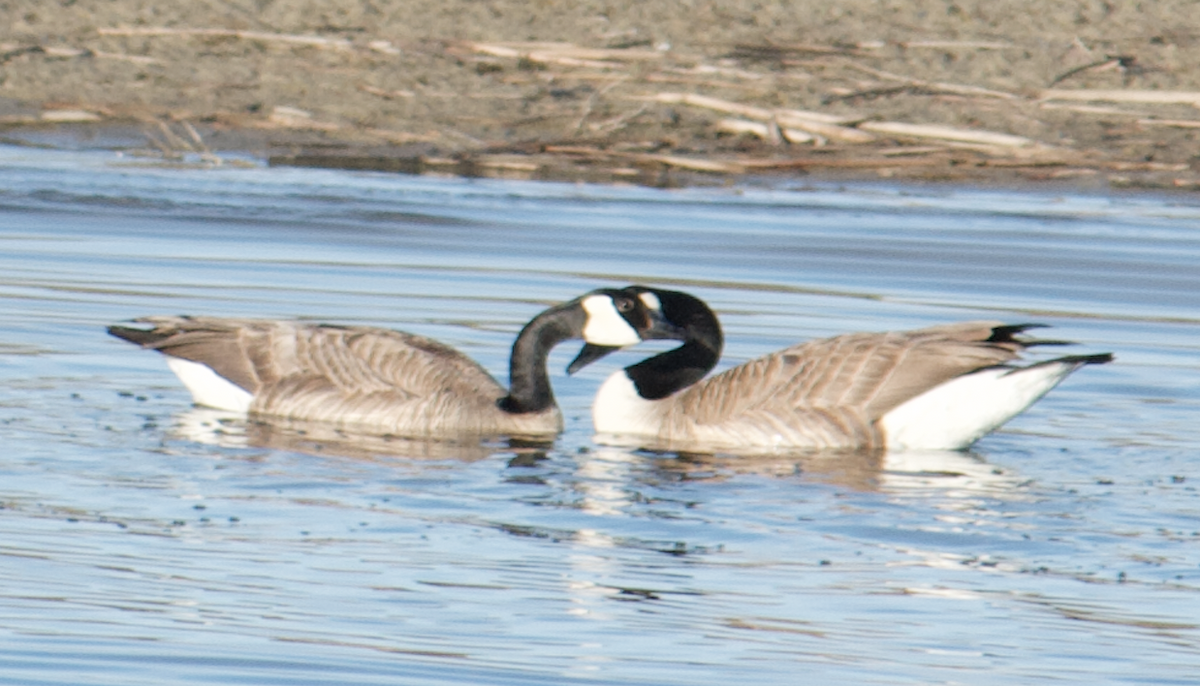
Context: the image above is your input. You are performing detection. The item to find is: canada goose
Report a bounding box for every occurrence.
[568,288,1113,452]
[108,286,681,440]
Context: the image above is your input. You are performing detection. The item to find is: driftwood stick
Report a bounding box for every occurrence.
[156,120,195,151]
[715,118,816,144]
[639,154,744,173]
[589,105,649,135]
[574,75,628,133]
[898,40,1015,50]
[98,27,354,51]
[857,121,1036,148]
[542,145,744,173]
[639,92,872,142]
[1138,118,1200,129]
[359,84,415,99]
[463,41,662,69]
[1039,102,1150,117]
[467,41,663,62]
[1047,57,1125,87]
[1041,89,1200,107]
[645,92,850,123]
[840,62,1020,100]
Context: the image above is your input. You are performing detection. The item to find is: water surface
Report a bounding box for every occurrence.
[1,146,1198,685]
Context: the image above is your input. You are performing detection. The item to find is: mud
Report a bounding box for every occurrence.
[3,1,1199,188]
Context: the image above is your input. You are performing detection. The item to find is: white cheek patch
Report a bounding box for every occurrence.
[581,294,641,346]
[638,291,661,311]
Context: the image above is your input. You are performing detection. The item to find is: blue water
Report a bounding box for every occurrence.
[1,145,1198,684]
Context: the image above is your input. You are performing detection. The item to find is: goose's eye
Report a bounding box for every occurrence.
[616,298,634,313]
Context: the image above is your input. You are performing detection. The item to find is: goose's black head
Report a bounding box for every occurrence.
[498,285,686,414]
[567,287,724,400]
[578,286,685,347]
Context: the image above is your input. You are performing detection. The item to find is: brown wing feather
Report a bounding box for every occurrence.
[122,316,505,404]
[671,321,1021,427]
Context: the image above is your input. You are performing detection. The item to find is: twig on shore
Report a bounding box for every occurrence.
[823,84,921,104]
[1,43,157,65]
[588,105,650,135]
[358,84,416,99]
[1137,118,1200,129]
[543,145,745,173]
[642,92,851,123]
[155,120,195,152]
[729,42,871,60]
[461,41,663,70]
[1048,56,1137,87]
[715,118,817,144]
[637,92,873,143]
[856,121,1038,150]
[39,109,103,122]
[135,120,223,165]
[1041,89,1200,107]
[262,106,341,131]
[573,76,628,133]
[98,27,355,51]
[363,129,442,144]
[898,40,1016,50]
[739,156,947,170]
[1039,102,1151,117]
[840,62,1020,100]
[661,63,774,81]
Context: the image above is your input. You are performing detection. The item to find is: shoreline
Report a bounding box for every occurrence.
[3,3,1199,191]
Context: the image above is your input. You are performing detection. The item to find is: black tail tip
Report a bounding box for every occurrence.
[1054,352,1115,367]
[987,323,1048,343]
[107,323,162,347]
[988,323,1092,349]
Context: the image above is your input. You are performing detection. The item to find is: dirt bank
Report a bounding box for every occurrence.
[3,1,1200,189]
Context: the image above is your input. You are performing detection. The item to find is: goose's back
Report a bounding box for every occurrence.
[655,321,1021,449]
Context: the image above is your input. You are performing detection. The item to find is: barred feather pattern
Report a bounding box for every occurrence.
[119,316,562,438]
[633,321,1023,451]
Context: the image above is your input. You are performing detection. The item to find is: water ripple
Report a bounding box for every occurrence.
[0,145,1198,684]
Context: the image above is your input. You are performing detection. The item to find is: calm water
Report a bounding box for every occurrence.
[1,145,1198,685]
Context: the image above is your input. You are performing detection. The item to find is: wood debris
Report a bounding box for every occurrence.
[460,41,664,69]
[856,121,1036,149]
[898,40,1015,50]
[359,84,415,100]
[1138,119,1200,129]
[262,106,341,131]
[1041,89,1200,107]
[39,109,103,123]
[840,62,1020,100]
[715,118,815,144]
[98,27,356,51]
[639,92,873,143]
[5,27,1196,191]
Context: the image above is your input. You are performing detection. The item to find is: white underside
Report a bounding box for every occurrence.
[880,362,1078,451]
[592,372,662,436]
[165,356,254,413]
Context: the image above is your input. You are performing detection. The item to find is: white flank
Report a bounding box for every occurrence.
[581,294,641,346]
[165,356,254,413]
[881,362,1081,451]
[592,371,661,435]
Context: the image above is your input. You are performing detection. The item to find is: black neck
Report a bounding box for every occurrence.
[626,291,723,400]
[498,303,584,414]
